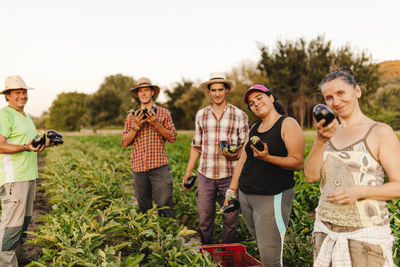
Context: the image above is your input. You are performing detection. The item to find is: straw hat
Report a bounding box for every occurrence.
[129,77,160,99]
[1,75,34,94]
[200,72,234,90]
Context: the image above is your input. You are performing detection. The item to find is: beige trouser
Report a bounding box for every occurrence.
[0,180,36,267]
[312,221,385,267]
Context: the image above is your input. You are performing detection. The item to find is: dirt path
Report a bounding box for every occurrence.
[19,153,49,266]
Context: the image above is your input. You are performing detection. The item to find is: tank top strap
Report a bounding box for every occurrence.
[362,122,380,141]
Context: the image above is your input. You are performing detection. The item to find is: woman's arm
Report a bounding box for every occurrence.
[223,141,248,207]
[304,118,339,182]
[253,117,305,171]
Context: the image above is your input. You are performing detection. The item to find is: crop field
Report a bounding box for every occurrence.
[21,134,400,266]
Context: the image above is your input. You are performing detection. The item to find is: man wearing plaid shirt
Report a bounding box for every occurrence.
[182,72,249,244]
[122,77,177,218]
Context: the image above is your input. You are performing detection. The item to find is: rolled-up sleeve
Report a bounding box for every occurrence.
[238,112,249,146]
[191,112,203,152]
[164,111,177,143]
[121,113,134,145]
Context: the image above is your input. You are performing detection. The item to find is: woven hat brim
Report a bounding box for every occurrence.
[0,87,34,94]
[200,79,234,90]
[130,85,160,99]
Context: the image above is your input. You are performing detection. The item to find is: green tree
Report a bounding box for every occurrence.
[227,61,269,125]
[47,92,88,131]
[258,36,380,128]
[165,79,205,129]
[86,74,137,128]
[31,111,49,130]
[86,89,122,128]
[375,83,400,112]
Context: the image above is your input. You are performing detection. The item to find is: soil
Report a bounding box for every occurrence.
[19,153,50,266]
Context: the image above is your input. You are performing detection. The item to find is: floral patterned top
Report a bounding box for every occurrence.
[315,123,389,227]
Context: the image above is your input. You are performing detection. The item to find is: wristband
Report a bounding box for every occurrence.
[24,144,29,151]
[132,125,140,131]
[225,188,237,200]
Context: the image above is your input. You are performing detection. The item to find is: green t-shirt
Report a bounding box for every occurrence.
[0,106,38,186]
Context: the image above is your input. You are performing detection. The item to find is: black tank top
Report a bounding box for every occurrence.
[239,116,295,195]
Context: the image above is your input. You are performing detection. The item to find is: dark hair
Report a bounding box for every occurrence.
[207,82,230,90]
[320,67,357,89]
[3,90,10,102]
[247,90,286,115]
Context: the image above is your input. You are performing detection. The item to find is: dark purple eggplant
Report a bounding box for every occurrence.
[135,106,157,120]
[250,136,264,151]
[220,199,240,214]
[219,141,241,154]
[183,175,196,189]
[313,104,335,127]
[46,130,64,147]
[32,133,46,148]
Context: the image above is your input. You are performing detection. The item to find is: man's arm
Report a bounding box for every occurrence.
[121,112,145,148]
[181,146,201,190]
[147,109,177,143]
[0,135,44,153]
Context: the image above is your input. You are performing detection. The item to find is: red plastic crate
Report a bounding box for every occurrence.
[200,243,262,267]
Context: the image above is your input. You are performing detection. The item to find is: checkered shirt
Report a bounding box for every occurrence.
[192,103,249,179]
[121,106,177,172]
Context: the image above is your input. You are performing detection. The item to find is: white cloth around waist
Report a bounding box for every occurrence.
[313,219,394,267]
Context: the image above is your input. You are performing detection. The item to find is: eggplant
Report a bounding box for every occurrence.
[32,133,46,148]
[183,175,196,189]
[135,106,157,120]
[220,199,240,214]
[46,130,64,147]
[313,104,335,127]
[250,136,264,151]
[219,141,241,154]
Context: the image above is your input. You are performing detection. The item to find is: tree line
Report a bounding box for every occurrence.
[33,36,400,131]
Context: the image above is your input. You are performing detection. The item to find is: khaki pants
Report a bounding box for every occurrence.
[0,181,36,267]
[312,221,385,267]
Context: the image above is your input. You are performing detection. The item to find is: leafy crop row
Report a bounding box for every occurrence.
[25,134,400,266]
[26,136,215,266]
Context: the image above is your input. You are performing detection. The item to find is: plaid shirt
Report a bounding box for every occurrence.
[192,103,249,179]
[121,105,177,172]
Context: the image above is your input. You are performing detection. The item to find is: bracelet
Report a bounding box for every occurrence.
[132,125,141,131]
[225,188,237,200]
[24,144,29,151]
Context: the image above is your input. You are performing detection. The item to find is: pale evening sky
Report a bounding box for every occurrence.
[0,0,399,117]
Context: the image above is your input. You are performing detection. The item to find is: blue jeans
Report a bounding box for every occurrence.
[132,165,173,217]
[196,172,238,244]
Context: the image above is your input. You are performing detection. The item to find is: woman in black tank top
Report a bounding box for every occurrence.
[223,85,304,266]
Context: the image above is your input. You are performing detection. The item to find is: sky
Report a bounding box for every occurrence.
[1,0,399,117]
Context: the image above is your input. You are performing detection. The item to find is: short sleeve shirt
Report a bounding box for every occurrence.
[0,106,38,186]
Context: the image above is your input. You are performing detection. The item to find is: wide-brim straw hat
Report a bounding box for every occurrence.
[1,75,34,94]
[200,72,234,90]
[129,77,160,99]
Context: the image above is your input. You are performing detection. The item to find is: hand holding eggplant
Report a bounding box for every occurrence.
[250,136,270,161]
[313,104,335,127]
[182,173,196,191]
[182,175,196,190]
[218,141,242,160]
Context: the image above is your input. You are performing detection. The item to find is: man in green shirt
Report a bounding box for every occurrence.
[0,75,45,266]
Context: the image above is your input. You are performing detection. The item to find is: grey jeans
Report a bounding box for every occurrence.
[239,187,295,267]
[132,164,173,218]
